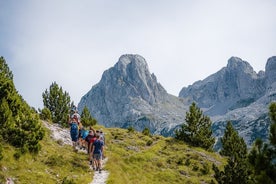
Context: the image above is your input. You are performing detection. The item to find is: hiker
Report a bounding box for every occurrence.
[73,110,81,124]
[91,134,104,173]
[85,129,95,154]
[79,126,89,150]
[99,129,105,159]
[77,122,83,148]
[86,126,96,152]
[99,128,105,144]
[69,116,79,151]
[88,128,98,169]
[68,106,81,149]
[70,105,81,124]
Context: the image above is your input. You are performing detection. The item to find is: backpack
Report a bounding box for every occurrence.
[81,130,89,139]
[70,123,79,135]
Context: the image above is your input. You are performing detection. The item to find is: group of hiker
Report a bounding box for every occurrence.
[68,105,105,173]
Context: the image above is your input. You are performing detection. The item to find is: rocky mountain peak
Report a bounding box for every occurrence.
[112,54,157,93]
[265,56,276,87]
[178,56,275,147]
[179,56,265,116]
[227,56,244,68]
[266,56,276,68]
[116,54,148,71]
[78,54,186,134]
[227,56,256,77]
[78,54,276,148]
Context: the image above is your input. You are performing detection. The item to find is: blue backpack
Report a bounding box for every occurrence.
[81,129,89,139]
[70,123,79,135]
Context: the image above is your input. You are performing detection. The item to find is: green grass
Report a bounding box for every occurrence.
[104,128,226,184]
[0,122,226,184]
[0,125,93,184]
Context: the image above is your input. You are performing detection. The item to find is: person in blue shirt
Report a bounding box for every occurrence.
[68,116,79,151]
[91,134,104,173]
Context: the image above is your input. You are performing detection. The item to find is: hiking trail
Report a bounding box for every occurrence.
[43,121,109,184]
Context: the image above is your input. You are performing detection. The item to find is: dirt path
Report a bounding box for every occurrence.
[89,157,109,184]
[43,121,109,184]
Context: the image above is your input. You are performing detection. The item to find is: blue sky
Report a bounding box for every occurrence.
[0,0,275,109]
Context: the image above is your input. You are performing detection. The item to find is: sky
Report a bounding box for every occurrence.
[0,0,275,109]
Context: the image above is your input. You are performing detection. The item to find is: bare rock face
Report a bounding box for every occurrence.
[179,56,276,147]
[179,57,266,116]
[78,54,276,147]
[78,54,187,135]
[265,56,276,88]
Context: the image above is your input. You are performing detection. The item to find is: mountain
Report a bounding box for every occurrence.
[179,56,276,147]
[179,56,266,116]
[79,54,276,147]
[78,54,188,135]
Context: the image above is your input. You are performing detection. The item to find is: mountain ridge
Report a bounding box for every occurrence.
[78,54,188,135]
[78,54,276,147]
[179,56,276,146]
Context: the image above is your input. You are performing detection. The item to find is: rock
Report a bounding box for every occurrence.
[78,54,187,135]
[6,178,14,184]
[78,54,276,148]
[180,56,276,147]
[179,56,266,116]
[265,56,276,87]
[43,121,72,146]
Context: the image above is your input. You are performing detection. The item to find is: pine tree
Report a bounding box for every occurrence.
[213,121,251,184]
[269,103,276,182]
[248,138,274,184]
[219,121,246,157]
[0,56,44,155]
[269,103,276,145]
[175,102,215,150]
[39,107,52,122]
[80,106,97,127]
[42,82,71,126]
[248,102,276,183]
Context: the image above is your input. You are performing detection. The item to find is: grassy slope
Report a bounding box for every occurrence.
[104,128,226,184]
[0,124,93,184]
[0,123,226,184]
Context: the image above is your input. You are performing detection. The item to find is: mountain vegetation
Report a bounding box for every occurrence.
[41,82,71,127]
[0,124,93,183]
[0,120,227,184]
[1,111,276,183]
[80,106,97,127]
[211,102,276,184]
[213,121,252,183]
[105,127,224,184]
[247,102,276,183]
[0,56,44,157]
[175,102,215,151]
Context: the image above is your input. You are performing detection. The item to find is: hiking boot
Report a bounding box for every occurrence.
[99,169,102,173]
[89,160,92,165]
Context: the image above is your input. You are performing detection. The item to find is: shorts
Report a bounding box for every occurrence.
[93,154,102,160]
[71,133,78,142]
